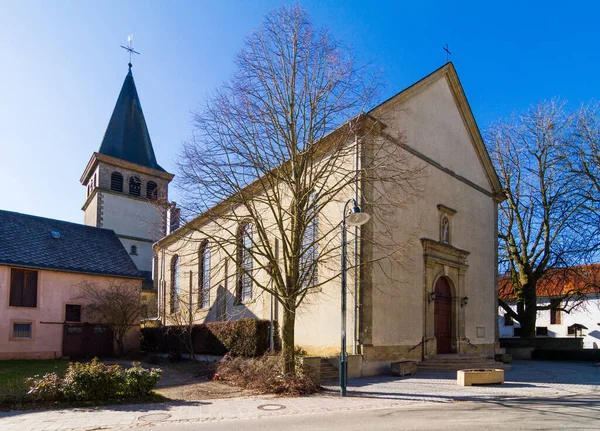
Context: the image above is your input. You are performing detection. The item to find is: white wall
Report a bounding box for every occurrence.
[499,296,600,348]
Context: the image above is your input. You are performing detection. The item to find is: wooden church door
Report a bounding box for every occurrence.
[434,277,453,354]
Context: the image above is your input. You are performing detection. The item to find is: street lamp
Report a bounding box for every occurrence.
[340,198,370,396]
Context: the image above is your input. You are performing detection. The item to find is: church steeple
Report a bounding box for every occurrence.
[98,68,165,172]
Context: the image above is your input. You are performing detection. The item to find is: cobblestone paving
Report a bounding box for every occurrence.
[1,361,598,431]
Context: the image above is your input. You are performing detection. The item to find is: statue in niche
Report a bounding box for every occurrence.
[441,217,450,244]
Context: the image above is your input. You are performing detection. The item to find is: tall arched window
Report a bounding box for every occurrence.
[146,181,158,200]
[111,172,123,192]
[198,241,210,309]
[170,255,180,313]
[300,192,319,290]
[129,176,141,197]
[237,223,253,302]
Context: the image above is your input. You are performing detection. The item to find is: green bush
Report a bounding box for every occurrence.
[26,358,162,402]
[142,319,279,357]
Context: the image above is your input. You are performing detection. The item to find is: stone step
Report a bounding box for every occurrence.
[320,358,339,383]
[418,361,511,372]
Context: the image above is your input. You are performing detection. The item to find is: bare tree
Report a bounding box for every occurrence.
[174,6,421,373]
[75,280,142,356]
[487,100,599,339]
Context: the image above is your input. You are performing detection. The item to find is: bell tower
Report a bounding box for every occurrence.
[80,65,174,278]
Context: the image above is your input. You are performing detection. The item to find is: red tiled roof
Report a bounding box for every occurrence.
[499,264,600,300]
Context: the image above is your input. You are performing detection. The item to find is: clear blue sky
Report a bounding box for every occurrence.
[1,1,598,223]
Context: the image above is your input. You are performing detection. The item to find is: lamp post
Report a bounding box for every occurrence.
[340,198,370,396]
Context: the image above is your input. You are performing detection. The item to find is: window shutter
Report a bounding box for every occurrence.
[24,271,38,307]
[9,269,24,306]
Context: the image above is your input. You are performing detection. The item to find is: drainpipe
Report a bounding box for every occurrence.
[353,132,360,355]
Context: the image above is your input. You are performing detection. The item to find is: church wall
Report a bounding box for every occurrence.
[118,237,154,272]
[101,192,165,241]
[84,193,99,226]
[155,147,359,355]
[0,265,141,359]
[365,75,498,360]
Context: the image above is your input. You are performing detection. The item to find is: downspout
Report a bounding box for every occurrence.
[353,132,360,354]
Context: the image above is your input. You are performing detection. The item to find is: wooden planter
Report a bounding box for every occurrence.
[457,369,504,386]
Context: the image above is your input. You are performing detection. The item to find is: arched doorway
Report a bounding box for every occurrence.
[434,277,453,354]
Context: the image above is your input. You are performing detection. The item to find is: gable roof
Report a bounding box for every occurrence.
[0,210,142,279]
[155,63,504,249]
[98,67,166,172]
[499,265,600,300]
[369,62,504,201]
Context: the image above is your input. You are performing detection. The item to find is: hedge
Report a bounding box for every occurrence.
[141,319,279,357]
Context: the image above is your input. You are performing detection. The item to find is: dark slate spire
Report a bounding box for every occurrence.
[98,68,165,172]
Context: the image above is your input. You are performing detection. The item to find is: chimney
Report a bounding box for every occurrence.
[166,202,181,235]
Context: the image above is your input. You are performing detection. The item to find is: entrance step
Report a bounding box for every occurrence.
[417,354,511,372]
[320,358,339,383]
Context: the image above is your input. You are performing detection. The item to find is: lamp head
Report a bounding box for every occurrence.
[347,205,371,226]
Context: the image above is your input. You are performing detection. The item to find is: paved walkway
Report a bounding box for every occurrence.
[1,361,598,431]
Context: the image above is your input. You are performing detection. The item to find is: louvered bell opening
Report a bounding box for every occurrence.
[129,176,141,197]
[146,181,158,200]
[111,172,124,192]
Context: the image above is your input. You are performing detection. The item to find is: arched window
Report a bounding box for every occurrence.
[198,241,210,309]
[170,255,180,313]
[111,172,123,192]
[129,176,141,197]
[300,192,318,290]
[237,223,253,302]
[146,181,158,200]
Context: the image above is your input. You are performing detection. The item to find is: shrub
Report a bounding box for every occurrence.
[215,354,319,396]
[26,358,162,403]
[142,319,279,357]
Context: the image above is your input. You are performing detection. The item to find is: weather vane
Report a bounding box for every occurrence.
[443,44,451,63]
[121,34,140,68]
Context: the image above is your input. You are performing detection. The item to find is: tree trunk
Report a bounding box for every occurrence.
[519,282,537,339]
[281,307,296,374]
[116,337,125,357]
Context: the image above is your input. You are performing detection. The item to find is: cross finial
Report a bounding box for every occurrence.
[443,44,451,63]
[120,34,140,68]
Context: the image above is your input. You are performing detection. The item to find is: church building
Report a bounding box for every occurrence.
[153,63,506,375]
[80,65,174,316]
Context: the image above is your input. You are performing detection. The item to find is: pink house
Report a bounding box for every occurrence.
[0,210,143,359]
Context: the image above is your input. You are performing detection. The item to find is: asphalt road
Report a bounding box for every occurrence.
[127,393,600,431]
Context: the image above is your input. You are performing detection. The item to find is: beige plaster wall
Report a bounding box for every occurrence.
[366,75,497,355]
[0,266,141,359]
[102,192,164,240]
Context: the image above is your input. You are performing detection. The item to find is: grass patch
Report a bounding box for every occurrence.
[0,359,69,392]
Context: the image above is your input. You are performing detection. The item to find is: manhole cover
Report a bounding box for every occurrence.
[138,413,172,422]
[257,404,287,411]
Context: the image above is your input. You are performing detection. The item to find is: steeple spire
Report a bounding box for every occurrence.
[98,68,165,172]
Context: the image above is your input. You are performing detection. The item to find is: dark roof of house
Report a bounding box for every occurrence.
[98,67,165,172]
[0,210,142,279]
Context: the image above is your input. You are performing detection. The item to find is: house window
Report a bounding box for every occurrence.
[198,241,211,309]
[65,304,81,322]
[170,255,180,313]
[130,245,138,255]
[513,327,522,337]
[146,181,158,200]
[111,172,123,192]
[9,268,38,307]
[536,327,548,336]
[550,308,562,325]
[237,223,253,302]
[129,176,142,197]
[300,193,318,290]
[504,314,514,326]
[12,323,32,339]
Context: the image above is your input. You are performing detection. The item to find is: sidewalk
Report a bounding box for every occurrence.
[1,361,598,431]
